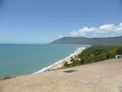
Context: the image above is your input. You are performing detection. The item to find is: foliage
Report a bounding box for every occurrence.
[64,45,122,68]
[3,76,13,80]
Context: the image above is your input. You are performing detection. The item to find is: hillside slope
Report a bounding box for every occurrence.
[52,36,122,45]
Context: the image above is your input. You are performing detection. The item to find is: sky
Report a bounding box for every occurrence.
[0,0,122,43]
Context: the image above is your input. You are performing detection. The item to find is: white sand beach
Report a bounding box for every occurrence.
[0,58,122,92]
[33,47,86,74]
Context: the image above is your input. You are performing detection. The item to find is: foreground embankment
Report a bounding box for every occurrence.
[0,58,122,92]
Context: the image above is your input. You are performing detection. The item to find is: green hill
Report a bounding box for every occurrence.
[52,36,122,45]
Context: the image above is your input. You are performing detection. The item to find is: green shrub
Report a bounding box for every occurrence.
[63,45,122,68]
[116,47,122,54]
[3,76,13,80]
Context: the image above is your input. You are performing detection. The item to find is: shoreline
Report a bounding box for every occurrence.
[33,46,86,75]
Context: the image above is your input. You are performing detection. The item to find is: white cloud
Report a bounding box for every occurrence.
[99,24,114,31]
[120,22,122,26]
[69,22,122,37]
[70,30,81,36]
[79,27,96,32]
[59,35,63,38]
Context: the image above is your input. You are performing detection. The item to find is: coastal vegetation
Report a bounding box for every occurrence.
[0,76,15,80]
[63,46,122,68]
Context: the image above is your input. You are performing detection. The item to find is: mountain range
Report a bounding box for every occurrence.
[52,36,122,45]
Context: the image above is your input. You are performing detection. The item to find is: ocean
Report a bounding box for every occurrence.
[0,44,84,78]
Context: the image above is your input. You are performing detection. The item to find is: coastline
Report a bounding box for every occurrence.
[33,46,86,75]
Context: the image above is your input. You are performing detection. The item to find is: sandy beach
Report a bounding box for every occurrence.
[33,47,86,74]
[0,58,122,92]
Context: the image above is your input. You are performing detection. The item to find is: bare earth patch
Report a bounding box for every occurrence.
[0,58,122,92]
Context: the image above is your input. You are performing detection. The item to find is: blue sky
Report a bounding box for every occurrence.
[0,0,122,43]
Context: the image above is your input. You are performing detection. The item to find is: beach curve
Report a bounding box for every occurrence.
[32,46,86,74]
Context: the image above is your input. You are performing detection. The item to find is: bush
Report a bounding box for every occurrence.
[63,45,122,68]
[3,76,13,80]
[116,47,122,54]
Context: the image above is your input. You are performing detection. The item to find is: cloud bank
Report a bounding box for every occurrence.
[69,22,122,38]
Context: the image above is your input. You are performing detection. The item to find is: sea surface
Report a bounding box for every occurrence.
[0,44,84,78]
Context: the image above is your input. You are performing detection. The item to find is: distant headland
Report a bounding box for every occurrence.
[52,36,122,45]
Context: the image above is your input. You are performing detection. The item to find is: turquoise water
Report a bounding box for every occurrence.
[0,44,83,78]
